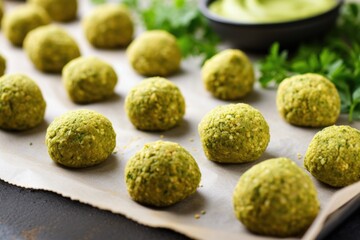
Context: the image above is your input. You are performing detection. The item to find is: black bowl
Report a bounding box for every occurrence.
[199,0,343,51]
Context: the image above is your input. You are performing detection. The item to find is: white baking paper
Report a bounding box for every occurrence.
[0,1,359,240]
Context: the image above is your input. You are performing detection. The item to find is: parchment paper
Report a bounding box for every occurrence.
[0,1,359,240]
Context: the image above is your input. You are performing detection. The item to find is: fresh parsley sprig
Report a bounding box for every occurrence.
[258,3,360,122]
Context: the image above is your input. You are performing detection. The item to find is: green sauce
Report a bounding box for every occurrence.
[209,0,337,23]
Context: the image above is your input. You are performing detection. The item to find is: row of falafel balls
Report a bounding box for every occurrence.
[0,0,359,238]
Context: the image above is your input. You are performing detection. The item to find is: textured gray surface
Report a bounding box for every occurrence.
[0,180,187,240]
[0,179,359,240]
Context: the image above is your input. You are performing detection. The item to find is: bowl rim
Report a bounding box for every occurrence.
[199,0,344,28]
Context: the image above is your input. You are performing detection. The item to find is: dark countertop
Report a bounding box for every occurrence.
[0,179,359,240]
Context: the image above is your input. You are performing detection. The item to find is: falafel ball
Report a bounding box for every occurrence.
[0,54,5,77]
[198,103,270,163]
[24,25,81,73]
[2,4,50,46]
[0,0,4,26]
[0,74,46,131]
[304,125,360,187]
[62,56,118,103]
[233,158,319,237]
[276,73,340,127]
[83,4,133,49]
[201,49,255,100]
[127,30,181,77]
[125,77,185,131]
[46,109,116,168]
[28,0,77,22]
[125,141,201,207]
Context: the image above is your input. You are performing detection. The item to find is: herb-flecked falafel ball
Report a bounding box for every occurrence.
[201,49,255,100]
[304,125,360,187]
[125,77,185,131]
[198,103,270,163]
[276,73,340,127]
[24,25,81,73]
[0,0,5,26]
[125,141,201,207]
[2,4,50,46]
[45,109,116,168]
[0,74,46,131]
[0,54,5,77]
[127,30,181,77]
[28,0,77,22]
[83,4,133,49]
[62,56,118,103]
[233,158,319,237]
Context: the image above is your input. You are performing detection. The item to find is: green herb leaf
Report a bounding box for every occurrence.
[353,87,360,102]
[258,42,290,87]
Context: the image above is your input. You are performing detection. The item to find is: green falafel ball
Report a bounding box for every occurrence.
[276,73,340,127]
[83,4,133,49]
[0,54,5,77]
[0,0,4,26]
[28,0,77,22]
[46,109,116,168]
[24,25,81,73]
[201,49,255,100]
[233,158,319,237]
[0,74,46,130]
[198,103,270,163]
[2,4,50,46]
[127,30,181,77]
[125,141,201,207]
[304,125,360,187]
[125,77,185,131]
[62,56,118,103]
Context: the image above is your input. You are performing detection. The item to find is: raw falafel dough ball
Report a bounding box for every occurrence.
[24,25,81,73]
[125,141,201,207]
[125,77,185,131]
[0,74,46,130]
[127,30,181,77]
[2,4,50,46]
[62,56,118,103]
[198,103,270,163]
[0,54,5,76]
[28,0,77,22]
[46,109,116,168]
[83,4,133,49]
[233,158,319,237]
[201,49,255,100]
[304,125,360,187]
[276,73,340,127]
